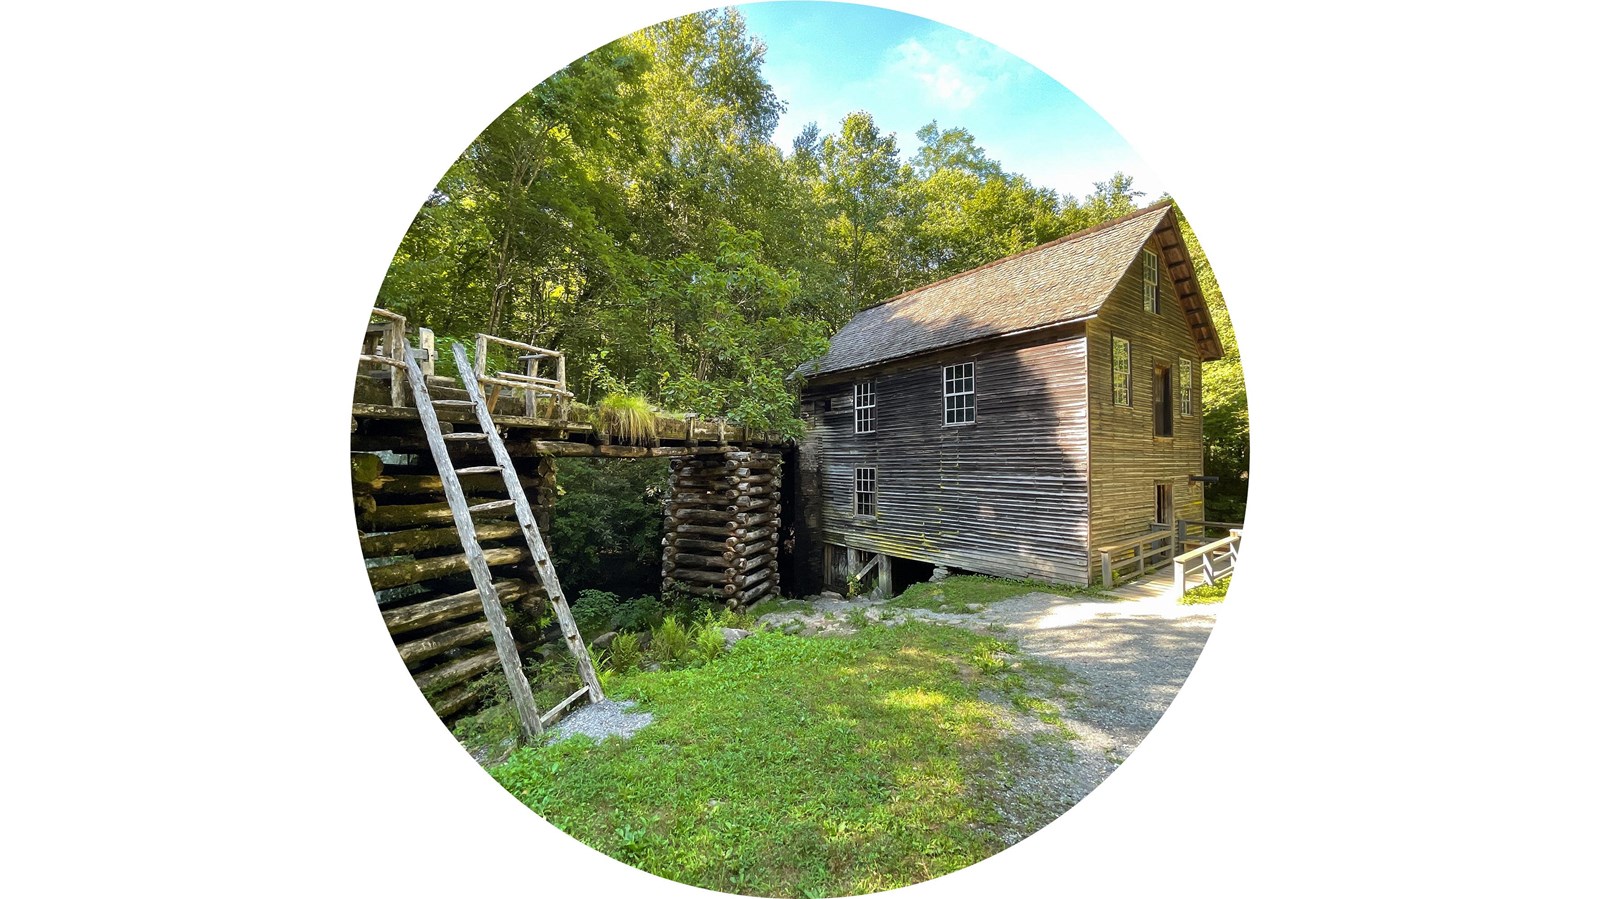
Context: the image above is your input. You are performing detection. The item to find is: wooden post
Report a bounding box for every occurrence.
[387,314,407,408]
[523,356,540,418]
[417,327,436,377]
[554,353,568,422]
[474,333,489,380]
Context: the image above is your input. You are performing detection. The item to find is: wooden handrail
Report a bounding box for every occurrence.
[365,308,409,407]
[1098,526,1179,586]
[1096,529,1176,556]
[1184,519,1243,532]
[473,333,570,422]
[1173,532,1238,565]
[1172,529,1242,595]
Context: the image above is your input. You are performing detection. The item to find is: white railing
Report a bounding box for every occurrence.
[473,333,572,421]
[1172,529,1242,595]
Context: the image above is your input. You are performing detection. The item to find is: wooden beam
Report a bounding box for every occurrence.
[382,579,545,635]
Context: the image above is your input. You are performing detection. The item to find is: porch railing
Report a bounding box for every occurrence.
[1172,529,1242,594]
[1098,518,1243,587]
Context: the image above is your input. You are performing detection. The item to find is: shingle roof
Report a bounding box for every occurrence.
[797,203,1217,377]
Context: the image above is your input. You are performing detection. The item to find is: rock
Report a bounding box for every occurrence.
[721,627,751,649]
[819,590,844,601]
[930,566,950,583]
[591,631,618,650]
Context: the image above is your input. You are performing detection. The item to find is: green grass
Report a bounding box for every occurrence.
[888,575,1106,614]
[597,392,658,445]
[1180,577,1230,605]
[490,621,1052,897]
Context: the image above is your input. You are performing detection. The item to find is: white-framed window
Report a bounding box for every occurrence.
[1143,248,1160,314]
[943,362,975,425]
[1179,359,1193,417]
[854,381,876,434]
[855,467,876,517]
[1112,337,1131,407]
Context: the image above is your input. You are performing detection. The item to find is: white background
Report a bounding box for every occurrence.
[4,1,1596,895]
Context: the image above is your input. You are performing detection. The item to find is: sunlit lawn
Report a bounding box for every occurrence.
[492,621,1064,897]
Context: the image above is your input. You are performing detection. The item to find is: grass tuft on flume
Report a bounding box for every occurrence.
[597,392,659,445]
[490,620,1060,897]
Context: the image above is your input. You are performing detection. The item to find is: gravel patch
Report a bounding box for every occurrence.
[545,698,654,745]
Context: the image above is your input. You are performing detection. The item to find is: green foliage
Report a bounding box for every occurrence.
[1170,203,1249,523]
[614,595,665,633]
[490,621,1068,895]
[845,573,863,599]
[451,678,521,760]
[373,7,1241,502]
[844,606,870,629]
[691,613,726,664]
[648,615,693,669]
[549,459,667,599]
[597,392,658,445]
[889,575,1105,614]
[604,631,645,674]
[572,589,621,634]
[967,638,1016,675]
[1180,577,1230,605]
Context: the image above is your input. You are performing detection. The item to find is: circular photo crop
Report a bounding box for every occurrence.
[349,3,1248,896]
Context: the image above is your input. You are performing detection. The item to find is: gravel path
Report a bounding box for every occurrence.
[757,585,1217,837]
[545,698,654,745]
[980,590,1216,812]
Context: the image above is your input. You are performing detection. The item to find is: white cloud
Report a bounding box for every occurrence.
[886,34,1017,111]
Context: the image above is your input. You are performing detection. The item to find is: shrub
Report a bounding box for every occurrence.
[650,615,692,668]
[572,589,620,633]
[691,613,725,664]
[615,595,665,633]
[605,631,645,674]
[549,458,668,599]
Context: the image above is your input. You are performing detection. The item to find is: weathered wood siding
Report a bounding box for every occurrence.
[1086,236,1207,557]
[799,325,1092,584]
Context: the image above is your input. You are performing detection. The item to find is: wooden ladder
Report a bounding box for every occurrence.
[399,338,604,743]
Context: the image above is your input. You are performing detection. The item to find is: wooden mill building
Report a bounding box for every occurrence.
[792,203,1223,589]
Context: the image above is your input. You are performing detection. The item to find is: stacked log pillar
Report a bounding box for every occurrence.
[662,448,782,608]
[352,450,556,720]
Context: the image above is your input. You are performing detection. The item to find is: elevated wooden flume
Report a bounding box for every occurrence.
[352,308,788,740]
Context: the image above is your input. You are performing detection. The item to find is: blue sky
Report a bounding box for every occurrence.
[736,1,1166,203]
